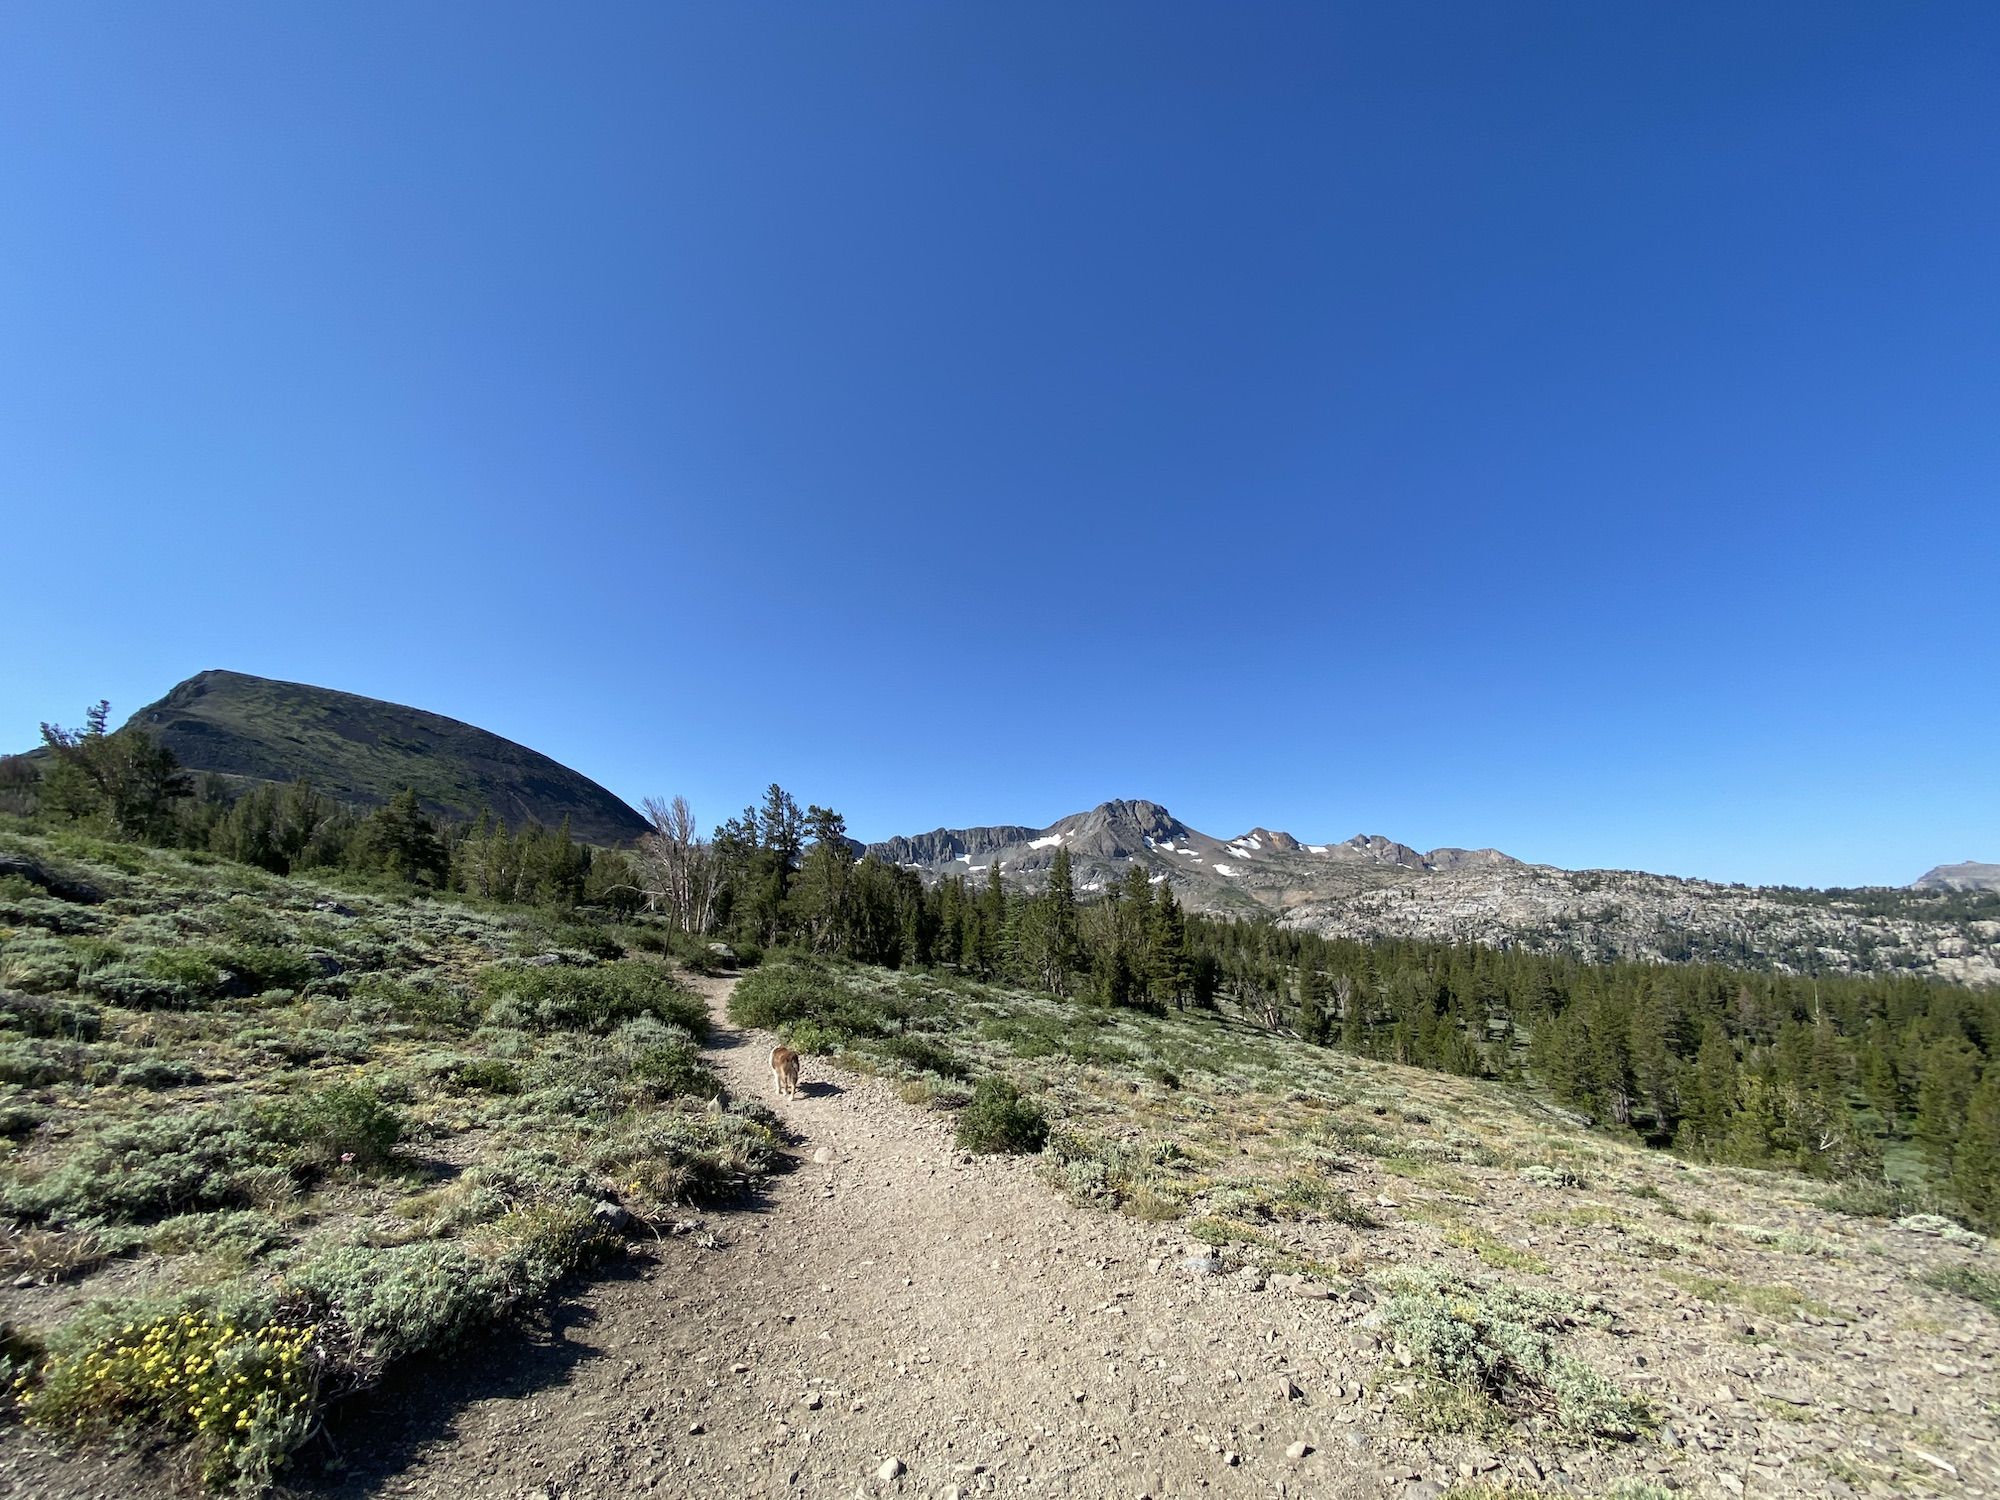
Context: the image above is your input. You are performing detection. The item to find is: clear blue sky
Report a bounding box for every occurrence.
[3,3,1995,888]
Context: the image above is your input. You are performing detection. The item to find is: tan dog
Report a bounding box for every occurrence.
[770,1044,802,1099]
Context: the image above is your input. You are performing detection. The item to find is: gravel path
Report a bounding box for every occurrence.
[303,975,1390,1499]
[14,975,1986,1499]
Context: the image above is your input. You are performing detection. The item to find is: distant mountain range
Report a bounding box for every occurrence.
[1912,861,2000,893]
[111,670,648,845]
[869,800,2000,986]
[13,671,1992,981]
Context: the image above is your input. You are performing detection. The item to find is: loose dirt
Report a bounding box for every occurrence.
[296,975,1398,1499]
[8,975,1996,1499]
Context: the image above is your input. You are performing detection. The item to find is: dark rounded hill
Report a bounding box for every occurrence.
[127,670,648,845]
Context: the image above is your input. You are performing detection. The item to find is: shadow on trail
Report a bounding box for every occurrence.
[702,1020,756,1053]
[294,1255,648,1498]
[298,975,793,1499]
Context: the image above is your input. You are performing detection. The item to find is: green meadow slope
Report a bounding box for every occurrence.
[2,829,1995,1497]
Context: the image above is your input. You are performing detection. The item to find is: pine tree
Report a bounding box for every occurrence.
[934,879,963,968]
[1684,1020,1740,1153]
[38,701,192,841]
[1151,882,1193,1010]
[1338,972,1364,1050]
[1952,1072,2000,1231]
[1190,950,1221,1010]
[1860,1023,1904,1137]
[758,785,805,875]
[275,778,330,869]
[1915,1039,1981,1174]
[357,789,448,886]
[1020,847,1082,995]
[1629,979,1680,1137]
[1298,966,1331,1045]
[1808,1004,1848,1104]
[795,805,855,953]
[974,863,1007,976]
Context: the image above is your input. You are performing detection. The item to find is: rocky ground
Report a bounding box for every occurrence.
[5,974,1995,1500]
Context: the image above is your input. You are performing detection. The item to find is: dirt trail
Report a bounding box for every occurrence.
[5,974,1992,1500]
[308,975,1405,1500]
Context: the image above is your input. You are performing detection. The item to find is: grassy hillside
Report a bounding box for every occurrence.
[0,826,771,1490]
[4,825,1995,1496]
[730,955,2000,1488]
[115,670,649,845]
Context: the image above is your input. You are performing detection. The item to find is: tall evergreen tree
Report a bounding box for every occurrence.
[1297,966,1331,1045]
[1952,1072,2000,1230]
[1150,882,1193,1010]
[1019,847,1082,995]
[1916,1039,1981,1174]
[356,789,449,886]
[795,805,855,953]
[38,701,192,841]
[1684,1020,1740,1152]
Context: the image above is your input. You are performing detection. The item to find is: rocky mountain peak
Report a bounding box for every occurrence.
[1234,827,1302,852]
[862,800,1996,984]
[1912,860,2000,893]
[1062,800,1192,859]
[1336,834,1430,870]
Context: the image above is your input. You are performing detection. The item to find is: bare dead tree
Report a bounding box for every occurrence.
[635,795,721,935]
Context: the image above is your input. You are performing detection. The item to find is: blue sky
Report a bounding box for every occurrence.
[2,3,1995,887]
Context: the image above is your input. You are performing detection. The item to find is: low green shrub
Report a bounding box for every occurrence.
[876,1034,967,1079]
[143,947,232,996]
[626,1039,720,1101]
[1921,1262,2000,1314]
[22,1305,319,1493]
[955,1076,1049,1155]
[0,990,102,1040]
[784,1019,846,1055]
[618,926,671,956]
[478,959,706,1037]
[590,1107,779,1206]
[353,972,474,1028]
[213,942,318,994]
[1378,1268,1644,1438]
[980,1010,1135,1066]
[669,933,730,974]
[0,1084,48,1137]
[148,1210,287,1263]
[1519,1164,1585,1190]
[0,933,85,993]
[452,1057,521,1094]
[116,1055,205,1089]
[261,1082,404,1174]
[0,1035,88,1086]
[1043,1132,1189,1220]
[290,1241,512,1375]
[727,958,889,1039]
[1817,1178,1923,1220]
[518,918,627,962]
[2,1109,289,1224]
[22,1200,615,1495]
[1276,1170,1380,1227]
[77,961,191,1010]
